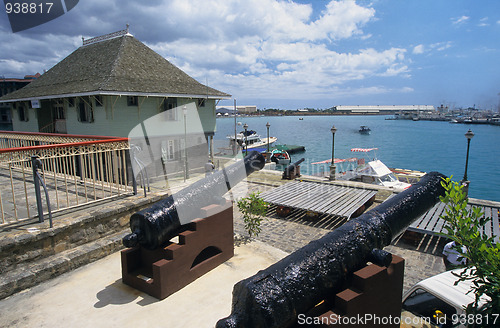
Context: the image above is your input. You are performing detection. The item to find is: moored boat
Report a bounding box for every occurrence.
[270,149,291,165]
[359,126,371,134]
[227,130,277,149]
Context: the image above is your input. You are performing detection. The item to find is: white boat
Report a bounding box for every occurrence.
[227,130,277,149]
[352,159,412,190]
[270,149,291,165]
[327,148,412,190]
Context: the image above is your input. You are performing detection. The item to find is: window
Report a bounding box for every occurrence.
[95,95,103,107]
[402,288,457,328]
[52,99,65,120]
[162,98,177,121]
[77,97,94,123]
[68,97,75,107]
[197,98,206,108]
[127,96,138,106]
[161,139,176,162]
[18,102,29,122]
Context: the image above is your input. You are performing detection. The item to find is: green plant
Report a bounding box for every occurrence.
[439,177,500,325]
[237,191,269,238]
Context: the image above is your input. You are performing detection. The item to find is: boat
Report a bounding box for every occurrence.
[351,159,412,190]
[227,130,277,150]
[359,126,371,134]
[345,148,412,190]
[270,149,291,165]
[313,147,412,190]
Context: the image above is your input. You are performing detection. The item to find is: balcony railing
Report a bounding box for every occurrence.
[0,131,133,225]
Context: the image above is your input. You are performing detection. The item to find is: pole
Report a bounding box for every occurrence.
[31,156,44,223]
[463,137,471,181]
[233,99,237,156]
[267,124,270,153]
[184,107,189,181]
[329,126,337,180]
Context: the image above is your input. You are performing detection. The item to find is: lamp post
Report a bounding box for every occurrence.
[243,123,248,156]
[266,122,271,163]
[329,125,337,180]
[462,129,474,190]
[183,105,189,181]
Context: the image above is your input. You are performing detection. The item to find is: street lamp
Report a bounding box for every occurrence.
[183,105,189,181]
[266,122,271,163]
[462,129,474,184]
[243,123,248,156]
[329,125,337,180]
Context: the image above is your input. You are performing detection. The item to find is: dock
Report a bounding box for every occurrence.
[408,197,500,243]
[260,180,377,220]
[272,144,305,154]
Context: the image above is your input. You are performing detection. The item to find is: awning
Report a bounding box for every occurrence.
[350,147,378,152]
[311,157,357,165]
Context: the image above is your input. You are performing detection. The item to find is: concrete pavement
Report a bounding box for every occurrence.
[0,240,288,328]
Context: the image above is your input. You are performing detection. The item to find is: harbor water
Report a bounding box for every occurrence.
[214,115,500,202]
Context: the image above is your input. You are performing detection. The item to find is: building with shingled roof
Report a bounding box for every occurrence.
[0,27,230,137]
[0,27,231,177]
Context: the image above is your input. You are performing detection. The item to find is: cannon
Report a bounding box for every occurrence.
[282,157,304,180]
[216,171,447,328]
[122,151,266,250]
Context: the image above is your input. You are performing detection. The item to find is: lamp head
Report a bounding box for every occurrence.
[465,129,474,140]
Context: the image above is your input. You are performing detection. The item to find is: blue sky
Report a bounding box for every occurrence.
[1,0,499,110]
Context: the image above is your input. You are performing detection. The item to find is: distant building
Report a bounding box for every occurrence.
[333,105,435,115]
[0,74,40,124]
[217,105,257,115]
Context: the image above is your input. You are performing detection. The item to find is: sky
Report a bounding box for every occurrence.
[1,0,500,110]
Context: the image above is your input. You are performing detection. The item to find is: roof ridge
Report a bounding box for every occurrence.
[100,35,128,91]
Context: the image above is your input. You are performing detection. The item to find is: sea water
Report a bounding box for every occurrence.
[214,115,500,202]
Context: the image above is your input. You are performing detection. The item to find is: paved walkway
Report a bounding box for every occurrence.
[0,241,288,328]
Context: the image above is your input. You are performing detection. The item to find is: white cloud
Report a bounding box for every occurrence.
[451,15,470,25]
[0,0,410,104]
[430,41,453,52]
[413,44,424,54]
[478,17,489,27]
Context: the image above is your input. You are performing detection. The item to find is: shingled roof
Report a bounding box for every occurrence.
[0,34,230,102]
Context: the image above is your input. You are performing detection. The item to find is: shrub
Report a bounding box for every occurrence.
[439,177,500,325]
[237,192,269,238]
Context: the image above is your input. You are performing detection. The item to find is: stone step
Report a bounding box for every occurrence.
[0,194,164,276]
[0,229,128,300]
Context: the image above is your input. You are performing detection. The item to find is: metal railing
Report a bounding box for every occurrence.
[0,131,133,225]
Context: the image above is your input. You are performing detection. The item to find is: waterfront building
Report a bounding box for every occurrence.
[0,74,40,124]
[216,105,257,115]
[0,27,230,175]
[333,105,435,115]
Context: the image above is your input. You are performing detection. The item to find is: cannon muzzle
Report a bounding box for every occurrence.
[283,157,305,179]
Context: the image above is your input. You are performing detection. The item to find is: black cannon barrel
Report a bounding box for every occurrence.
[216,171,446,328]
[123,151,265,250]
[285,157,304,172]
[283,157,304,179]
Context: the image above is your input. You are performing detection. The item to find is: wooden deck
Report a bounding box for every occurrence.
[260,180,378,220]
[408,198,500,243]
